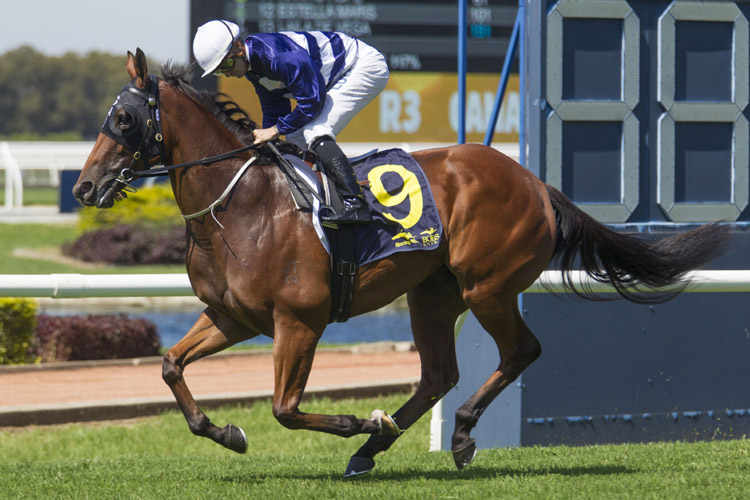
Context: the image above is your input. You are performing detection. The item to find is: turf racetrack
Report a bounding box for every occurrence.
[1,395,748,499]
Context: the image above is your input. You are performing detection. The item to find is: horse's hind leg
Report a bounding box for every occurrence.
[345,267,467,477]
[162,308,255,454]
[451,295,541,469]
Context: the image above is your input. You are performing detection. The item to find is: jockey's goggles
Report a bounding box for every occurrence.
[212,57,235,76]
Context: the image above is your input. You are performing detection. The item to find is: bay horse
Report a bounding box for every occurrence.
[73,49,730,477]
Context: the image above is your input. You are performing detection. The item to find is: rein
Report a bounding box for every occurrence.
[177,143,326,226]
[137,143,260,178]
[101,142,261,209]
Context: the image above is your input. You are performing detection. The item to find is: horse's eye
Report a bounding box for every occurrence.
[117,112,134,129]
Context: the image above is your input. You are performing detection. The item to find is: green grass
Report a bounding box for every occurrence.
[1,395,748,499]
[0,223,79,274]
[0,223,184,274]
[0,186,58,206]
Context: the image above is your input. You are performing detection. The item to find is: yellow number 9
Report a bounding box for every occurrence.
[367,164,423,229]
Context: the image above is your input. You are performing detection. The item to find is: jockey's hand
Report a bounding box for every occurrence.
[253,125,280,145]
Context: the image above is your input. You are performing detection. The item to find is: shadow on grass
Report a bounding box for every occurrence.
[217,463,633,484]
[347,464,633,481]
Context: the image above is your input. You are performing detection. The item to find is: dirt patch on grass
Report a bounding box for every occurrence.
[12,247,108,270]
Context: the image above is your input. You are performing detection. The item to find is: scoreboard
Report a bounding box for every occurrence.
[527,0,750,224]
[224,0,517,72]
[190,0,522,143]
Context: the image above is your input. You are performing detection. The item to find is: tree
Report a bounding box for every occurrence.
[0,47,161,140]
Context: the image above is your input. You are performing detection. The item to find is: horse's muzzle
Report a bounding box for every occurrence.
[72,177,117,208]
[72,179,96,206]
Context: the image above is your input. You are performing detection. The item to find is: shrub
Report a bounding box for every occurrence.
[67,184,186,265]
[62,225,186,265]
[0,298,39,364]
[76,184,182,234]
[146,225,188,264]
[33,313,161,362]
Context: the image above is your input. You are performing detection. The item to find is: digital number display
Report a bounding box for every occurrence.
[542,0,750,223]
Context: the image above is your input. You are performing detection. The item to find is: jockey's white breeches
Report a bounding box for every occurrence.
[286,41,389,150]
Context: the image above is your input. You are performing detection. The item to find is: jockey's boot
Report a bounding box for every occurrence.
[312,136,372,225]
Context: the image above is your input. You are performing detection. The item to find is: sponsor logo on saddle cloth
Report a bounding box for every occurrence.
[350,148,442,265]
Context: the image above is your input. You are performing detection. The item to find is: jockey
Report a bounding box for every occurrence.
[192,20,390,225]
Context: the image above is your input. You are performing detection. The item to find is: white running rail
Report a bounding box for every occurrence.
[0,141,95,210]
[0,273,193,298]
[1,270,748,299]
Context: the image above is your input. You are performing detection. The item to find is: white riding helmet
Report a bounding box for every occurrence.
[193,20,240,77]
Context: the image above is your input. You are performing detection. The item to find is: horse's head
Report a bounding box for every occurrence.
[73,49,166,208]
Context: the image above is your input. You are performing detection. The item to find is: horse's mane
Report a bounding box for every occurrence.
[159,62,300,158]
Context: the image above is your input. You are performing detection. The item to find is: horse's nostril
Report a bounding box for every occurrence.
[73,181,93,199]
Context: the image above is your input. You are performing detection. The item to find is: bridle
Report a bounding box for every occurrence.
[99,74,166,203]
[97,74,259,208]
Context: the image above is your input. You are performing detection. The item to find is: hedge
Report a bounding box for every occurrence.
[0,298,38,364]
[33,313,161,362]
[62,225,186,265]
[67,184,186,265]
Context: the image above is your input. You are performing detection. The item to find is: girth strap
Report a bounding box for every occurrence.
[327,225,357,323]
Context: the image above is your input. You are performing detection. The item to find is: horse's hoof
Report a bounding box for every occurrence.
[452,439,477,470]
[370,409,402,436]
[344,456,375,478]
[224,423,247,454]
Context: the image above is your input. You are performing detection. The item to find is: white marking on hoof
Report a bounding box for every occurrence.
[237,426,247,454]
[344,456,376,478]
[453,439,478,470]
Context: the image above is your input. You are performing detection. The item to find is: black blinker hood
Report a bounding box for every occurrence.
[101,74,165,163]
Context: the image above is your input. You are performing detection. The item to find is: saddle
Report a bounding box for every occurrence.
[270,146,375,324]
[268,145,443,325]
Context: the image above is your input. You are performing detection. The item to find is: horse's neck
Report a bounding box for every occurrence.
[161,90,257,217]
[165,100,242,167]
[159,86,299,247]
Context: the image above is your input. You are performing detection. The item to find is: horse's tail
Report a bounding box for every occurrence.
[545,184,731,303]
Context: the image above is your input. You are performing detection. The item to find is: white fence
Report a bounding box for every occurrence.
[0,141,520,211]
[0,273,192,298]
[0,141,95,210]
[1,270,748,298]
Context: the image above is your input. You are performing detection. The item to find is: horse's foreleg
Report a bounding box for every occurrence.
[450,296,541,470]
[346,267,467,478]
[162,309,254,454]
[270,315,392,437]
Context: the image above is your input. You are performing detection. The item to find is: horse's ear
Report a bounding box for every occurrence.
[126,48,149,89]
